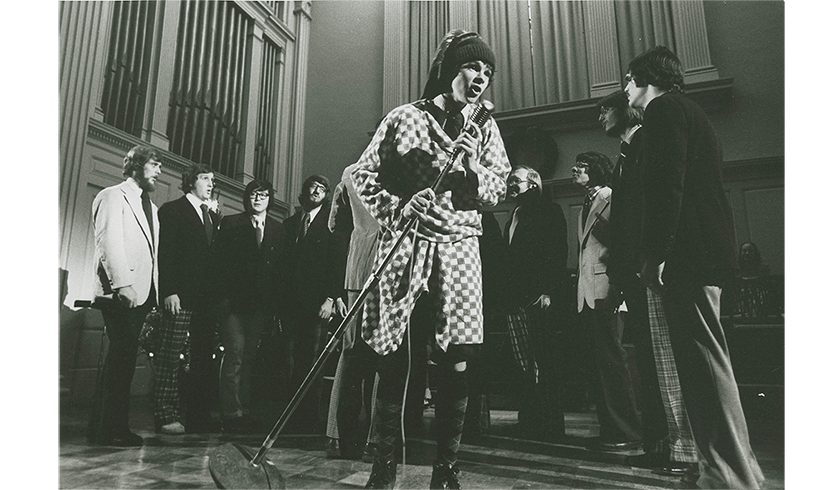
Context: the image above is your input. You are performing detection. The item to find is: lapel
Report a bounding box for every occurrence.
[581,188,610,245]
[121,181,154,250]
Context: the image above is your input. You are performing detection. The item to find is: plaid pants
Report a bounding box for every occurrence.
[153,309,191,425]
[647,289,697,463]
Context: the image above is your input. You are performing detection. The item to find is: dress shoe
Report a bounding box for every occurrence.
[653,462,699,477]
[595,439,642,451]
[430,460,461,489]
[92,431,144,447]
[158,421,186,435]
[364,454,396,489]
[325,438,342,459]
[625,452,670,469]
[362,442,378,463]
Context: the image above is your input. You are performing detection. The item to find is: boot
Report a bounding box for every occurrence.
[430,460,461,489]
[364,454,396,489]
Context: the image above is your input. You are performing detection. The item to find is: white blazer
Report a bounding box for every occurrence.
[577,186,611,312]
[92,179,159,305]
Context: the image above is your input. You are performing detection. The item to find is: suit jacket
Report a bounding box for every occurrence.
[157,194,219,310]
[504,197,568,311]
[607,128,645,286]
[641,92,738,287]
[92,179,159,304]
[577,186,611,311]
[280,204,342,322]
[213,212,283,314]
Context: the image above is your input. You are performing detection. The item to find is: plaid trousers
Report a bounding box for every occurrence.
[647,289,697,463]
[153,309,191,425]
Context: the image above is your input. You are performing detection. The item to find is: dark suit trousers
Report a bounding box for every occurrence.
[516,307,565,434]
[664,286,764,489]
[580,303,643,442]
[88,296,153,441]
[621,278,669,453]
[285,310,328,432]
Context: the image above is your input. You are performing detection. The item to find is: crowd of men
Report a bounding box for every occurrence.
[86,38,764,490]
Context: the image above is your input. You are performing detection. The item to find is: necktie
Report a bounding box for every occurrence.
[297,211,311,243]
[141,190,154,243]
[443,108,464,141]
[200,203,213,246]
[254,218,264,247]
[617,141,630,177]
[582,194,593,230]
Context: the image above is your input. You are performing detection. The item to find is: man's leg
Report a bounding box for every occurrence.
[646,289,697,466]
[89,302,150,442]
[664,286,764,489]
[153,309,191,430]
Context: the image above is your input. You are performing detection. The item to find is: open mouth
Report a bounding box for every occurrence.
[467,85,482,98]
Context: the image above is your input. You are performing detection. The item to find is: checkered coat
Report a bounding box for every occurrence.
[351,100,510,355]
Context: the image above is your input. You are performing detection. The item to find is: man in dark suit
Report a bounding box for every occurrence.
[503,165,567,440]
[214,179,284,433]
[627,45,764,489]
[598,89,698,475]
[87,145,161,446]
[155,163,220,434]
[280,174,342,433]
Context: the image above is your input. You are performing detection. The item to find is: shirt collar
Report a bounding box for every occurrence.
[622,124,642,145]
[251,213,266,227]
[125,177,143,196]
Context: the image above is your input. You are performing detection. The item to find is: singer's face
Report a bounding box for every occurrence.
[450,60,493,105]
[190,172,215,201]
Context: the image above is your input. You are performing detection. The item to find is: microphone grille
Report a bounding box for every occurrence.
[470,100,495,128]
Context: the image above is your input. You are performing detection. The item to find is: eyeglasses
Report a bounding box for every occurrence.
[507,177,532,186]
[250,192,270,201]
[309,183,327,193]
[572,162,589,170]
[624,73,635,83]
[599,106,614,116]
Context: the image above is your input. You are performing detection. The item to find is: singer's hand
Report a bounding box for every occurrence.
[402,188,435,220]
[453,120,482,173]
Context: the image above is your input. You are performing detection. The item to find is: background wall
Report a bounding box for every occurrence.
[301,0,783,275]
[301,0,385,193]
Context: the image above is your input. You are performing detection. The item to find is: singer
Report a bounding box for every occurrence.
[351,30,510,489]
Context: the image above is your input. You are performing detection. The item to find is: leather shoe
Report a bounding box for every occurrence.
[325,438,342,459]
[362,442,377,463]
[596,439,642,451]
[653,462,699,477]
[158,421,185,435]
[92,431,144,447]
[364,454,396,489]
[430,460,461,489]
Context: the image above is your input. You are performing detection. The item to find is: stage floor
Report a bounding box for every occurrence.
[58,395,783,489]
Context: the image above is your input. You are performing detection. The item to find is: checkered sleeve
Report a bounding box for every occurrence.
[351,110,403,231]
[472,117,510,207]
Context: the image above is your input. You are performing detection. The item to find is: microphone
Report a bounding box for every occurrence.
[429,100,495,192]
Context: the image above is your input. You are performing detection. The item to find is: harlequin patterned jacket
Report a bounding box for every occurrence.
[351,100,510,355]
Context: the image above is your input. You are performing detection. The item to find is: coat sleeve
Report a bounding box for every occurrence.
[642,96,687,264]
[92,188,134,291]
[157,202,183,300]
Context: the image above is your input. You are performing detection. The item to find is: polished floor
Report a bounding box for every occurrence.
[59,394,784,489]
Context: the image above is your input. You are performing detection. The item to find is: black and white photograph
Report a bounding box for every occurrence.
[12,0,823,487]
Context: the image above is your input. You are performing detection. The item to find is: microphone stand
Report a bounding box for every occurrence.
[246,100,495,468]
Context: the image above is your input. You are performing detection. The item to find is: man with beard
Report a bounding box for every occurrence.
[280,174,343,433]
[155,163,220,434]
[626,45,763,489]
[503,165,568,440]
[87,145,161,446]
[598,90,698,476]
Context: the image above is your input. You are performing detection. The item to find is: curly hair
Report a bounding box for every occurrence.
[180,163,214,194]
[575,151,613,187]
[122,145,161,178]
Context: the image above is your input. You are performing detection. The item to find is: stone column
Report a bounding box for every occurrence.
[382,0,409,113]
[583,0,622,98]
[141,0,182,149]
[285,1,312,197]
[238,21,266,182]
[671,1,720,83]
